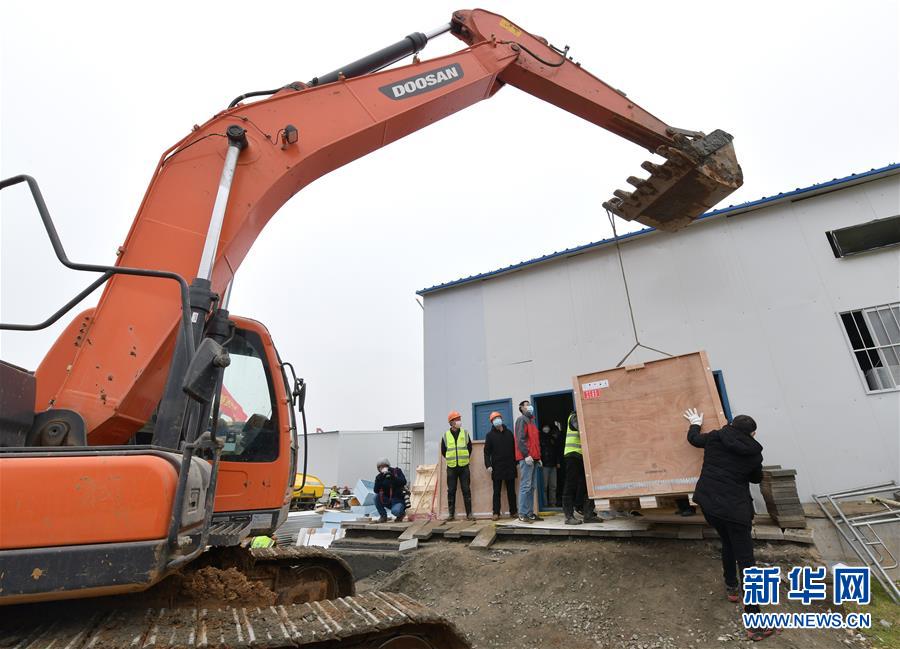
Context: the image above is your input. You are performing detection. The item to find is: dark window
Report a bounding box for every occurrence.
[217,329,279,462]
[840,303,900,392]
[826,215,900,258]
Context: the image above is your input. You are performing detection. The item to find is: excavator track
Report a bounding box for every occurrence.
[0,547,469,648]
[0,590,469,648]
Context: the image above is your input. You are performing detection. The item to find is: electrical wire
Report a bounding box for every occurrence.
[499,40,569,67]
[605,207,673,367]
[162,133,227,165]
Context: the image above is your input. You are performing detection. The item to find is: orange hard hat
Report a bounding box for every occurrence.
[447,410,462,423]
[488,411,502,421]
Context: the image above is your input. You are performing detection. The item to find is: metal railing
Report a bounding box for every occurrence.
[813,481,900,604]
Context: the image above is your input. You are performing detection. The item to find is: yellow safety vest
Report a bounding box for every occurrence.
[444,428,470,468]
[564,414,582,456]
[250,535,275,548]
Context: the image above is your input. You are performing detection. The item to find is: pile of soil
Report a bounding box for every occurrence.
[179,566,277,606]
[360,538,872,649]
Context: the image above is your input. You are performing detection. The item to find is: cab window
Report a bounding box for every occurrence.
[217,328,278,462]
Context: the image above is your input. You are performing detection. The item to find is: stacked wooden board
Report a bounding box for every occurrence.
[408,464,437,519]
[573,351,728,501]
[760,466,806,528]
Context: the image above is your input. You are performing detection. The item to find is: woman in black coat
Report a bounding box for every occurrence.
[484,413,517,520]
[685,408,772,641]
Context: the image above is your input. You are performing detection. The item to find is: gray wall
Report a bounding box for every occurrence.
[422,174,900,501]
[304,429,424,488]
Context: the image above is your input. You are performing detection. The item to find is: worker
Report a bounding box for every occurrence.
[373,458,408,523]
[683,408,773,642]
[539,422,561,508]
[562,412,600,525]
[249,535,275,549]
[514,400,542,523]
[441,411,474,521]
[484,410,517,521]
[328,485,341,508]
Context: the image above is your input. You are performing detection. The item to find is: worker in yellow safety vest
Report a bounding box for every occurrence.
[441,410,474,521]
[250,535,275,548]
[562,412,600,526]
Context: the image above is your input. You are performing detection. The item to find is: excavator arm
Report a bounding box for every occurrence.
[31,8,742,446]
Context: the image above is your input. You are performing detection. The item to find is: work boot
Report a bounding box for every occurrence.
[375,515,389,524]
[394,513,405,523]
[466,514,475,521]
[565,516,582,525]
[446,514,456,522]
[725,583,740,603]
[491,514,500,521]
[582,513,601,524]
[517,515,533,524]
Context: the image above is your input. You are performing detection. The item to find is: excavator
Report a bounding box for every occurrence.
[0,8,742,648]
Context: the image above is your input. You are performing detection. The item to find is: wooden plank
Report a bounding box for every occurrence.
[752,525,784,541]
[469,525,497,549]
[460,522,491,538]
[398,520,428,541]
[434,442,538,518]
[677,525,704,540]
[783,528,815,544]
[412,519,442,540]
[444,521,477,539]
[573,351,728,500]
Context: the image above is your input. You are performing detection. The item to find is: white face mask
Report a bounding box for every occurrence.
[492,417,503,427]
[451,419,461,429]
[525,405,534,415]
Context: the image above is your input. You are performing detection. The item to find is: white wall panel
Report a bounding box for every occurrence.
[423,175,900,500]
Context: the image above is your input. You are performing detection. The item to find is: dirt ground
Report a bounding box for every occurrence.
[358,538,877,649]
[179,566,277,606]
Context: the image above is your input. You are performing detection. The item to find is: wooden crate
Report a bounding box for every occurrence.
[433,441,538,518]
[573,350,727,500]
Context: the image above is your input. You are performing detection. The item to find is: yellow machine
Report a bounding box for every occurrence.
[292,473,325,510]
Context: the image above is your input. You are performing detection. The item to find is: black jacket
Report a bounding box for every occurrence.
[539,428,562,467]
[688,424,763,524]
[374,467,407,505]
[484,425,517,481]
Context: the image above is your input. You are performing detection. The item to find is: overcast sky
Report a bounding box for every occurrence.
[2,1,898,433]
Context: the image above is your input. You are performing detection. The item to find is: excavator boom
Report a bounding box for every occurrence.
[28,8,742,449]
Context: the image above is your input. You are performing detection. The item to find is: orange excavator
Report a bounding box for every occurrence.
[0,9,742,648]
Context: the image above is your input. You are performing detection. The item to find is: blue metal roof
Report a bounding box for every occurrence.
[417,163,900,296]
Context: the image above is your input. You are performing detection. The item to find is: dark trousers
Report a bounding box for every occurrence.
[446,465,472,516]
[704,512,759,613]
[562,453,596,518]
[492,477,517,516]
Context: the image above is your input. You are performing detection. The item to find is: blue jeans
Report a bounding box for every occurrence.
[518,459,536,517]
[375,498,406,519]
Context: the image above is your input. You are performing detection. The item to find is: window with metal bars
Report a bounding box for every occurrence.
[840,302,900,393]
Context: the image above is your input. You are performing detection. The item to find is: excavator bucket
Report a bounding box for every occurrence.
[603,129,743,232]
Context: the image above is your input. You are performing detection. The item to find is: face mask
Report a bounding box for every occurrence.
[542,428,550,434]
[451,419,461,429]
[525,405,534,415]
[492,418,503,427]
[380,466,389,474]
[571,416,579,431]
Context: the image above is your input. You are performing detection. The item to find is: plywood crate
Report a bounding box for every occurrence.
[433,441,538,519]
[573,350,727,500]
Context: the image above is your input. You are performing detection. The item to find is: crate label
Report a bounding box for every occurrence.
[582,379,609,399]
